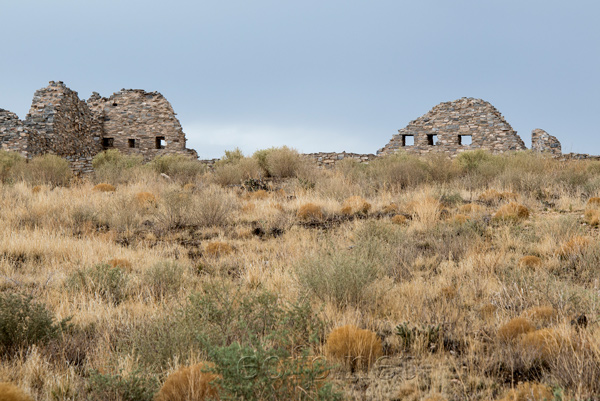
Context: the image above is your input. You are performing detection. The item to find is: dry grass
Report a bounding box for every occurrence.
[325,325,383,371]
[134,191,157,206]
[478,189,517,204]
[556,235,591,258]
[205,241,233,257]
[520,306,557,325]
[518,255,542,269]
[341,196,372,215]
[93,183,116,192]
[3,152,600,400]
[497,318,535,341]
[297,203,323,221]
[154,362,220,401]
[0,383,34,401]
[493,202,530,222]
[498,382,553,401]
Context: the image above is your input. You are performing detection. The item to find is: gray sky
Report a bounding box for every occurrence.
[1,0,599,158]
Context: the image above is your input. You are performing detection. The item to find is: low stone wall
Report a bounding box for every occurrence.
[302,152,377,168]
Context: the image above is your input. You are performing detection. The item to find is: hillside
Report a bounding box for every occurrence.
[1,148,600,400]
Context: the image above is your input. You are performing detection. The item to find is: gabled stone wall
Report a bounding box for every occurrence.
[87,89,197,160]
[378,98,527,156]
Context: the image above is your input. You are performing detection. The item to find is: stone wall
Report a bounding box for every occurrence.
[531,128,561,155]
[24,81,102,174]
[87,89,197,160]
[378,98,527,156]
[302,152,377,168]
[0,109,31,157]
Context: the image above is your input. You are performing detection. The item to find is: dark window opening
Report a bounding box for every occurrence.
[156,136,165,149]
[427,134,438,146]
[112,102,118,107]
[402,135,414,146]
[458,135,472,146]
[128,139,136,148]
[102,138,114,148]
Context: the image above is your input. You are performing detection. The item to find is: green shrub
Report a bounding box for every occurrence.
[11,154,72,186]
[0,150,25,183]
[212,157,262,186]
[366,153,431,190]
[265,146,304,178]
[67,264,128,305]
[86,369,158,401]
[192,185,237,227]
[149,154,205,183]
[215,148,244,167]
[92,150,144,185]
[143,261,184,300]
[0,292,71,355]
[296,237,385,308]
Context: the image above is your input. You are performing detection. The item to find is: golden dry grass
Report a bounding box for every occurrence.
[93,183,116,192]
[497,318,535,341]
[297,202,323,221]
[135,191,157,206]
[520,306,557,325]
[518,255,542,269]
[391,214,408,225]
[459,203,484,214]
[205,241,233,256]
[498,382,553,401]
[154,362,220,401]
[493,202,530,222]
[0,383,34,401]
[556,235,591,258]
[341,196,372,215]
[325,325,383,370]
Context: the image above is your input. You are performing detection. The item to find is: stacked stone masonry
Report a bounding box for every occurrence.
[378,98,527,156]
[0,81,197,175]
[531,128,561,155]
[0,86,580,174]
[87,89,197,160]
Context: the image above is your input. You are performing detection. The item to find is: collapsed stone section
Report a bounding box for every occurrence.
[378,98,527,156]
[531,128,561,155]
[0,109,33,157]
[88,89,197,160]
[24,81,103,173]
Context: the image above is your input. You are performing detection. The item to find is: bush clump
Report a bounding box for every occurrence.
[149,154,206,183]
[155,362,220,401]
[0,293,71,356]
[67,264,128,305]
[11,154,72,187]
[143,261,185,301]
[0,150,25,183]
[92,149,143,185]
[497,317,534,342]
[297,203,323,221]
[493,202,530,222]
[325,325,382,371]
[518,255,543,269]
[86,369,158,401]
[0,382,34,401]
[93,183,116,192]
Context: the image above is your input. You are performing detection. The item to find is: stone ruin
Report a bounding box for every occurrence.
[378,97,528,156]
[1,86,574,174]
[0,81,197,174]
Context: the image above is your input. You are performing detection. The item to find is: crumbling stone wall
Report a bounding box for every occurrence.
[531,128,561,155]
[303,152,376,168]
[0,109,32,157]
[378,98,527,156]
[24,81,102,173]
[87,89,197,160]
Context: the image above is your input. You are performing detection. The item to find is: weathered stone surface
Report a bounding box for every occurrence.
[87,89,197,160]
[378,98,527,156]
[0,81,198,175]
[531,128,561,155]
[24,81,102,173]
[0,109,31,157]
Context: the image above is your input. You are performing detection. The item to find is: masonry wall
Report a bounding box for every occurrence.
[24,81,102,173]
[531,128,561,155]
[378,98,527,156]
[87,90,197,160]
[0,109,32,157]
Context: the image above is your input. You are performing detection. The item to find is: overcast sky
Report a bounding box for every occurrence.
[1,0,598,158]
